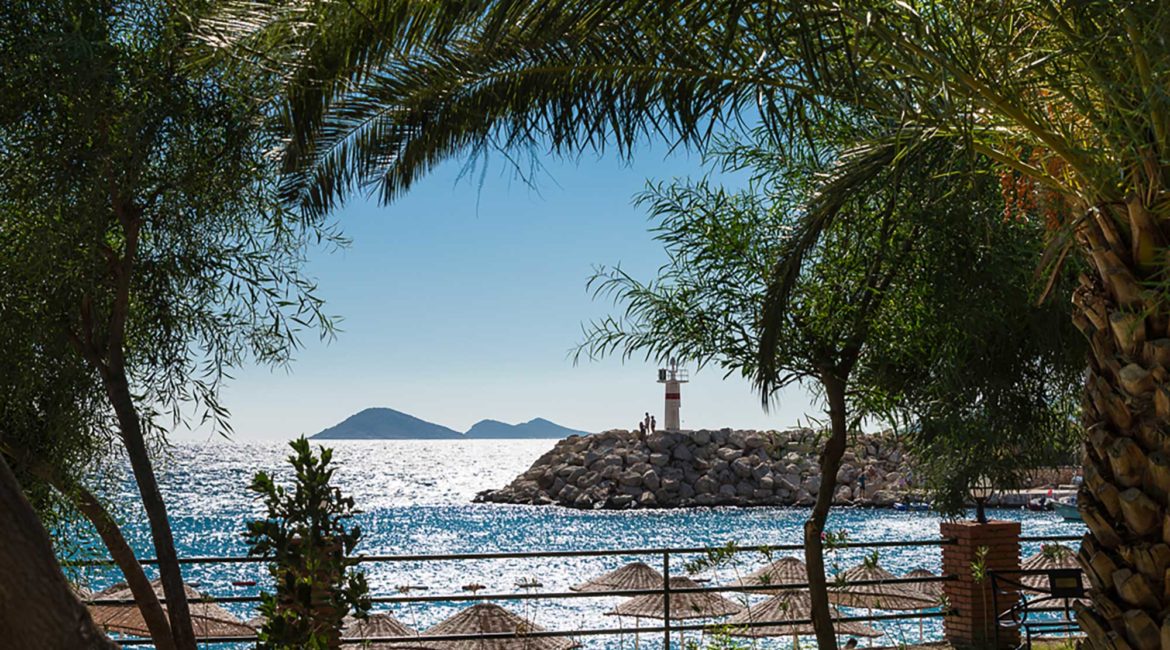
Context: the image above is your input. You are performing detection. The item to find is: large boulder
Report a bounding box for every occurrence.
[646,432,673,453]
[731,457,755,479]
[717,447,742,462]
[834,484,853,503]
[642,470,661,491]
[619,472,643,487]
[695,475,718,494]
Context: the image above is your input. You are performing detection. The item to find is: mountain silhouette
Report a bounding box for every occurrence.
[311,409,586,440]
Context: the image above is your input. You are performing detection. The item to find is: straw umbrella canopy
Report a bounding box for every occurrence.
[422,603,576,650]
[572,561,666,649]
[344,612,433,650]
[71,584,93,602]
[828,563,934,611]
[725,590,882,639]
[608,576,742,620]
[903,569,944,600]
[727,557,808,594]
[609,576,742,650]
[1020,544,1085,593]
[571,562,664,593]
[89,579,255,638]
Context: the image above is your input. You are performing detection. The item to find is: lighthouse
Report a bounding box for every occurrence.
[657,357,689,432]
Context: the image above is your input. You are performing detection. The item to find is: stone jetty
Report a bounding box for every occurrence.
[475,428,917,509]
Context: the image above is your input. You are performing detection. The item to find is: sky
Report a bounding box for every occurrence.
[183,143,820,441]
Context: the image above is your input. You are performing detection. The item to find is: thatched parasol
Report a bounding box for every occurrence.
[609,576,742,649]
[903,569,944,600]
[344,612,433,649]
[571,562,664,593]
[71,584,93,602]
[246,615,265,630]
[608,576,742,620]
[725,590,882,639]
[727,557,808,594]
[89,579,255,639]
[828,563,934,611]
[422,603,576,650]
[1020,544,1084,593]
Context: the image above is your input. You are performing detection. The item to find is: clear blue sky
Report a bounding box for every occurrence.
[192,143,819,440]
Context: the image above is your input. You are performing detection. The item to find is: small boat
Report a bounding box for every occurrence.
[893,501,931,512]
[1053,495,1081,522]
[1026,496,1054,511]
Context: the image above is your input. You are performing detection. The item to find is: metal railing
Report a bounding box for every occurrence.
[72,533,1087,647]
[77,537,963,647]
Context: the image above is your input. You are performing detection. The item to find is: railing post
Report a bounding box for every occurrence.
[940,520,1021,649]
[663,551,671,650]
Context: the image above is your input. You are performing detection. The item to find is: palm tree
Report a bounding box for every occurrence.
[202,2,1170,648]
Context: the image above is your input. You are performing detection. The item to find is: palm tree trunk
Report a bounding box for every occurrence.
[0,455,119,649]
[805,372,850,650]
[1072,202,1170,650]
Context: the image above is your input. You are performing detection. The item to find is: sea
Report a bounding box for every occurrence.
[71,439,1086,648]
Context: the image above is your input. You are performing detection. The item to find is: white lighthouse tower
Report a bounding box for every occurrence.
[657,357,689,432]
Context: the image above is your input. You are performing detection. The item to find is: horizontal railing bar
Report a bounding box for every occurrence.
[1018,535,1082,542]
[64,538,956,567]
[990,569,1082,575]
[86,574,956,606]
[113,611,949,645]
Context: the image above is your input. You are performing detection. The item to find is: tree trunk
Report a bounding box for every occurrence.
[68,481,176,650]
[1073,201,1170,650]
[0,455,120,649]
[103,366,196,650]
[74,204,196,650]
[805,372,850,650]
[15,453,176,650]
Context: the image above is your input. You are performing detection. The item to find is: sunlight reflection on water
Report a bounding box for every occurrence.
[76,440,1085,649]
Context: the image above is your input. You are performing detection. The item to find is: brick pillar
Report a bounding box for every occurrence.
[940,520,1021,649]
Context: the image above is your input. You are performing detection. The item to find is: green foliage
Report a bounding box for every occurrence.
[578,126,955,419]
[970,546,989,584]
[577,128,1083,509]
[0,0,340,443]
[246,437,370,649]
[198,1,1170,234]
[0,0,343,561]
[685,628,751,650]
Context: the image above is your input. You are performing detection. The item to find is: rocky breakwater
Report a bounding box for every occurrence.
[475,428,915,509]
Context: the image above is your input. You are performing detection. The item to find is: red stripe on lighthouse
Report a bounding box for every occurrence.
[665,393,681,399]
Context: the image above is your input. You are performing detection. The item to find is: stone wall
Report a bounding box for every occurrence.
[475,428,917,509]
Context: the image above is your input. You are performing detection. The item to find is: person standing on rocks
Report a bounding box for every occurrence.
[644,412,651,433]
[638,420,646,437]
[650,415,657,433]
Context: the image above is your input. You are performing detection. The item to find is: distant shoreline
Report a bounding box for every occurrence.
[310,435,572,440]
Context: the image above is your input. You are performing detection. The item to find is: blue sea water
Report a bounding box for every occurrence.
[74,440,1085,648]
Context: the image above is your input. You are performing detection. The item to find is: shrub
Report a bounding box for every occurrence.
[246,436,370,649]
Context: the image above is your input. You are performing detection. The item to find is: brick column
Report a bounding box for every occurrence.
[940,520,1021,649]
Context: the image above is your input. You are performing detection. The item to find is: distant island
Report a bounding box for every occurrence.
[311,407,589,440]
